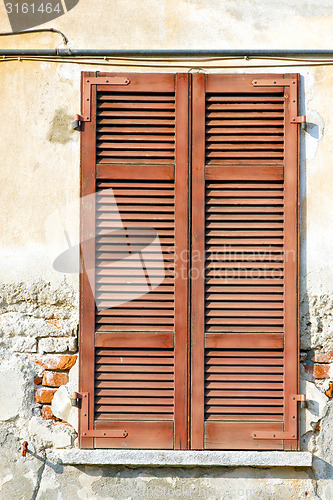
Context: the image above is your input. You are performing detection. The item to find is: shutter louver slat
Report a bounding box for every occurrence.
[95,178,175,332]
[95,347,174,421]
[96,91,175,164]
[205,347,284,421]
[205,179,284,333]
[206,91,284,165]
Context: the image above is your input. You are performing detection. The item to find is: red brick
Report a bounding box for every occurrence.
[29,354,77,370]
[35,388,57,404]
[42,371,69,388]
[313,364,330,379]
[34,377,42,385]
[41,405,62,421]
[312,351,333,363]
[42,405,54,419]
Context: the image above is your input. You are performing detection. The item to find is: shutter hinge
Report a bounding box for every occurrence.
[252,78,306,127]
[252,394,307,440]
[71,114,82,131]
[73,392,128,439]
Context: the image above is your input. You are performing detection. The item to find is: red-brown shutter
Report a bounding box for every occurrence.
[80,73,189,449]
[80,71,301,451]
[191,73,301,450]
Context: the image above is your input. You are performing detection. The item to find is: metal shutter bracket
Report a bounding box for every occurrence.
[252,78,306,127]
[80,76,131,123]
[252,394,306,440]
[73,392,128,439]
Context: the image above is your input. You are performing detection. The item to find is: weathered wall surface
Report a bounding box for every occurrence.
[1,1,333,499]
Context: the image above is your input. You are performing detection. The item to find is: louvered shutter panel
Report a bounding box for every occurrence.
[80,73,189,449]
[191,74,299,450]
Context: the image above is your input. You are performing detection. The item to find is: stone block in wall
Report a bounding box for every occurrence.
[0,312,77,338]
[38,336,77,354]
[9,336,37,353]
[28,415,74,448]
[43,371,69,387]
[35,388,57,404]
[29,354,77,370]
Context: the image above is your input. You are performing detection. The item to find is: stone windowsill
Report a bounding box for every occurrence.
[49,450,313,467]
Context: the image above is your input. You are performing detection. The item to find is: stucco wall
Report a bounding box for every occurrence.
[1,1,333,499]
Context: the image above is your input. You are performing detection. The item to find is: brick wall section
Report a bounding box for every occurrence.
[30,354,77,420]
[308,350,333,380]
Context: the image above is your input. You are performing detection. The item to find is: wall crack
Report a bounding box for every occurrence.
[31,454,46,500]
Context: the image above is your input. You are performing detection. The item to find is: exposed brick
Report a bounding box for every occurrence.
[312,351,333,363]
[313,364,330,379]
[41,405,62,421]
[42,371,69,388]
[35,388,57,404]
[34,377,42,385]
[29,354,77,370]
[42,405,54,419]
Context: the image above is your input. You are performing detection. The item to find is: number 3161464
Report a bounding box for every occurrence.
[5,3,62,14]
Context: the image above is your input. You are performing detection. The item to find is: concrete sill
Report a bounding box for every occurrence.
[49,450,313,467]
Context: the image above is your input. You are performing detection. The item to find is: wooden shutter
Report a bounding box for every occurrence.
[80,71,301,451]
[191,74,301,450]
[80,73,189,449]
